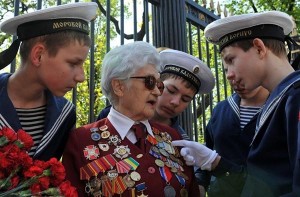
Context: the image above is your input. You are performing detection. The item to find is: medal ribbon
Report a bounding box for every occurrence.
[112,176,127,194]
[135,182,146,192]
[123,157,139,170]
[175,174,186,186]
[149,148,160,158]
[146,135,158,145]
[80,166,93,180]
[102,178,112,197]
[101,154,117,169]
[159,166,173,182]
[116,160,131,173]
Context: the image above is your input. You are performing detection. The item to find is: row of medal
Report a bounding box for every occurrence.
[80,125,189,197]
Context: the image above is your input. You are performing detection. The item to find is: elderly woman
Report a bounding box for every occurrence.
[62,41,200,196]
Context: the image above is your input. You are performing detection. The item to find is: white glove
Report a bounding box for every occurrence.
[172,140,218,171]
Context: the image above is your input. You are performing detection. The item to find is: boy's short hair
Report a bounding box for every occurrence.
[19,31,91,62]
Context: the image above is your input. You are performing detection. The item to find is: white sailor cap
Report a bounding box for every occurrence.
[160,49,215,94]
[0,2,98,69]
[204,11,294,51]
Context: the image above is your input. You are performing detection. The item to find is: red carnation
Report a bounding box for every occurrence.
[14,129,34,151]
[59,181,78,197]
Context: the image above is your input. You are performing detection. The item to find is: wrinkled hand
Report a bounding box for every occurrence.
[172,140,218,171]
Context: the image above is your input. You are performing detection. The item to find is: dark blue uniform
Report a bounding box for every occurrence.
[196,93,258,197]
[0,73,76,161]
[242,71,300,197]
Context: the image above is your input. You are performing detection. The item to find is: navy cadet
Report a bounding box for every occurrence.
[62,42,201,196]
[0,2,98,160]
[97,49,215,140]
[172,10,300,196]
[196,85,269,197]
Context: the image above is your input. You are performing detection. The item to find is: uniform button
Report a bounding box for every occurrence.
[148,166,155,174]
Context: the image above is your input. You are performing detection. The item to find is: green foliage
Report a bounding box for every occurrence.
[223,0,300,32]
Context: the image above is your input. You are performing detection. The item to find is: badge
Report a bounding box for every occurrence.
[130,171,141,181]
[101,130,110,139]
[164,185,176,197]
[83,145,100,160]
[136,154,143,158]
[159,148,170,158]
[193,65,200,74]
[123,174,135,188]
[148,166,155,174]
[98,143,110,151]
[108,135,121,146]
[155,159,165,167]
[99,125,108,131]
[91,132,101,141]
[107,169,118,180]
[113,145,131,159]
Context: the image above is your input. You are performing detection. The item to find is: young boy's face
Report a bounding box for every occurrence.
[155,77,196,119]
[221,45,265,93]
[38,40,89,97]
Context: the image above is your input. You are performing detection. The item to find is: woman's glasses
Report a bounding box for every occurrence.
[130,75,164,94]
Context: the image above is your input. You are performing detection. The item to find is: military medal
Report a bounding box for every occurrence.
[180,188,188,197]
[108,135,121,146]
[98,143,110,151]
[130,171,141,181]
[113,145,131,159]
[83,145,100,160]
[99,125,108,131]
[101,130,110,139]
[107,169,118,180]
[136,182,148,197]
[123,174,135,188]
[90,128,101,141]
[164,185,176,197]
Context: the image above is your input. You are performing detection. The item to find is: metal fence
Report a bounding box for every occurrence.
[5,0,231,142]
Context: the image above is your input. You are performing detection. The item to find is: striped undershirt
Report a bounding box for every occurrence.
[240,106,260,130]
[16,105,46,156]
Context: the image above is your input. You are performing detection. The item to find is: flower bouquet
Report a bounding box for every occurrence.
[0,127,78,197]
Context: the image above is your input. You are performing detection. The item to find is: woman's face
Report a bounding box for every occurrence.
[115,64,162,121]
[155,77,196,119]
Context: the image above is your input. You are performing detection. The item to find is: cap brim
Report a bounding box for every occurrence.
[0,2,98,35]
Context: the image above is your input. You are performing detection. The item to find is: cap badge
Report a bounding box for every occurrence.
[193,65,200,74]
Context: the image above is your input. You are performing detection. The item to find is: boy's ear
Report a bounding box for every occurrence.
[253,38,267,58]
[30,43,45,67]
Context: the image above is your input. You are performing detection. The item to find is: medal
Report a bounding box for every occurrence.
[123,174,135,187]
[180,188,188,197]
[83,145,100,160]
[99,125,108,131]
[130,171,141,181]
[107,169,118,180]
[98,143,110,151]
[113,145,131,159]
[91,132,101,141]
[101,130,110,139]
[155,159,165,167]
[108,135,121,146]
[164,185,176,197]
